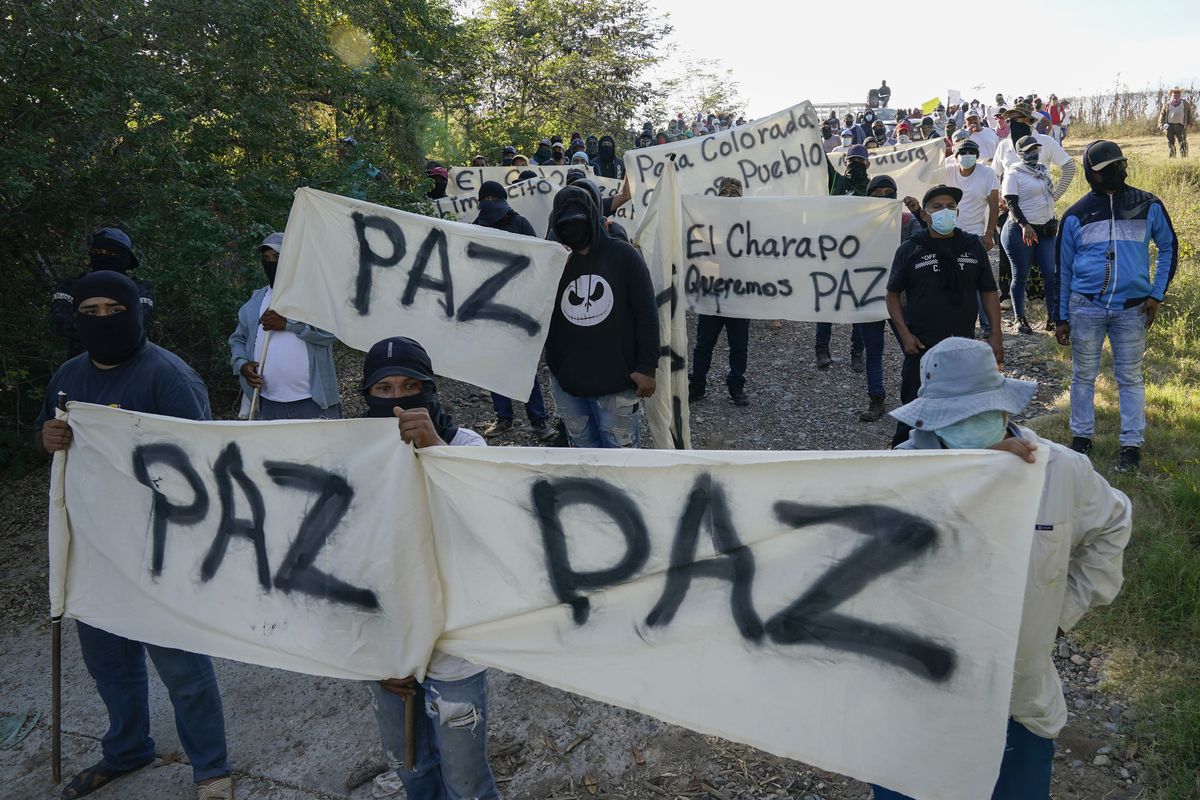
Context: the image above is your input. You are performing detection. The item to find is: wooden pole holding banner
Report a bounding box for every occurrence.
[404,696,415,771]
[51,391,66,784]
[247,330,273,421]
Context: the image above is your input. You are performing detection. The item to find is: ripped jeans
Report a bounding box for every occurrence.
[369,671,499,800]
[549,375,641,448]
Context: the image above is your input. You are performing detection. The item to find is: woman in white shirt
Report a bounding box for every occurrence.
[1001,136,1059,335]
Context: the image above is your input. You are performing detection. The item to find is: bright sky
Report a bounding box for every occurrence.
[652,0,1199,119]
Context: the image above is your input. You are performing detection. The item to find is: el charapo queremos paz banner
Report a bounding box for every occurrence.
[625,100,828,213]
[270,187,570,399]
[679,194,900,322]
[51,402,1050,800]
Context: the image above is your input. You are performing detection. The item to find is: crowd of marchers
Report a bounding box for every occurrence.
[34,82,1188,800]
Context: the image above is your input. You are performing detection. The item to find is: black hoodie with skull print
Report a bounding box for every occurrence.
[545,185,659,397]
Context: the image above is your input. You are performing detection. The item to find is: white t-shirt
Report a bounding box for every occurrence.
[941,162,999,236]
[256,288,311,402]
[968,126,1000,160]
[993,132,1071,181]
[1001,166,1056,225]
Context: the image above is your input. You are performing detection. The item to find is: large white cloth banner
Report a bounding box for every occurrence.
[423,445,1046,800]
[445,165,570,196]
[832,139,946,203]
[680,195,900,321]
[633,162,690,449]
[625,100,828,213]
[430,177,559,235]
[52,404,443,680]
[272,188,570,398]
[51,405,1049,800]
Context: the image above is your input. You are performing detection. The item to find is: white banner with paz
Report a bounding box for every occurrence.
[445,165,571,196]
[833,139,946,202]
[625,100,828,212]
[271,188,569,398]
[50,405,1050,800]
[679,195,900,321]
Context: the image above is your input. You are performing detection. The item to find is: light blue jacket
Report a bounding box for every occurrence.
[228,286,340,409]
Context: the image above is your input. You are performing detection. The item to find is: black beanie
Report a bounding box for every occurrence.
[478,180,507,201]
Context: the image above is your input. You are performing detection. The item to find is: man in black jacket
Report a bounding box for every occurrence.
[545,185,658,447]
[49,227,155,357]
[591,135,625,180]
[471,181,558,442]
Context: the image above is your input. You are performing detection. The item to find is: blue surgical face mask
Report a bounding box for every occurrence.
[958,154,978,169]
[929,208,958,235]
[936,411,1008,449]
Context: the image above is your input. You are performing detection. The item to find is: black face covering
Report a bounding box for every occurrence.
[556,219,592,250]
[847,161,869,180]
[262,255,278,287]
[73,270,146,365]
[364,387,458,442]
[1009,120,1031,144]
[501,157,513,166]
[1094,162,1128,192]
[89,248,132,273]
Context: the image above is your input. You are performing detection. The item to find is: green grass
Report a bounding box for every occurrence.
[1029,142,1200,799]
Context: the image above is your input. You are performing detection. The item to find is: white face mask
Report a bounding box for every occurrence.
[959,154,978,169]
[898,135,910,144]
[841,136,853,146]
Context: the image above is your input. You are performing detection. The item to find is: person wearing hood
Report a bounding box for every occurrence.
[591,134,625,180]
[49,227,156,357]
[35,270,233,800]
[544,185,658,447]
[500,144,517,166]
[229,233,340,420]
[1000,135,1060,335]
[469,182,558,442]
[1054,141,1177,473]
[570,150,591,167]
[1158,87,1194,158]
[425,166,449,199]
[585,134,599,160]
[886,185,1003,447]
[853,110,877,146]
[531,139,553,165]
[359,337,501,800]
[873,337,1131,800]
[544,142,567,165]
[560,171,629,242]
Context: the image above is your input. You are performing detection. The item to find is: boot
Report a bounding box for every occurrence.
[815,348,832,369]
[729,385,749,407]
[688,383,706,402]
[859,394,885,422]
[850,350,865,373]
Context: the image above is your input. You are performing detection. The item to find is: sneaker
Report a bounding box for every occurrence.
[729,386,750,407]
[482,418,513,438]
[530,419,559,443]
[1115,446,1141,474]
[1017,316,1034,335]
[197,776,234,800]
[858,394,886,423]
[1070,436,1093,456]
[850,351,865,373]
[816,348,832,370]
[688,384,706,403]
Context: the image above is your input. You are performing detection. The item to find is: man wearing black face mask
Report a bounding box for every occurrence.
[35,270,234,800]
[228,233,341,420]
[544,185,658,447]
[1054,141,1177,473]
[592,134,625,180]
[49,227,156,357]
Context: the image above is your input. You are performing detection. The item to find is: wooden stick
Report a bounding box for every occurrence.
[404,695,416,771]
[52,390,66,783]
[247,330,273,421]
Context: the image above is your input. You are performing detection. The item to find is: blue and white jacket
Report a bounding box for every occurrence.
[1055,169,1177,322]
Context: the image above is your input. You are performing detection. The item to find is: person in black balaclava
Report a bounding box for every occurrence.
[360,336,463,442]
[426,166,449,199]
[35,269,232,800]
[591,134,625,180]
[559,172,628,242]
[532,139,553,165]
[585,135,599,160]
[500,144,517,166]
[516,169,538,182]
[49,227,156,357]
[544,184,658,448]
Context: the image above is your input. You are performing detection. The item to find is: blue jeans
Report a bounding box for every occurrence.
[1067,292,1148,446]
[369,671,499,800]
[257,397,342,420]
[856,320,886,397]
[490,382,549,424]
[690,315,750,391]
[872,719,1054,799]
[549,375,641,448]
[814,322,864,354]
[75,621,229,782]
[1001,221,1056,320]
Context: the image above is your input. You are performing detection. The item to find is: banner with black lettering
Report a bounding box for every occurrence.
[431,177,559,235]
[832,139,945,202]
[52,403,443,680]
[272,188,570,399]
[52,404,1049,800]
[680,195,900,321]
[625,100,827,213]
[445,165,571,196]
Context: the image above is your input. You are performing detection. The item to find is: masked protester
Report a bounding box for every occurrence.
[875,337,1131,800]
[531,138,552,165]
[1054,141,1178,473]
[689,177,752,407]
[1000,136,1060,335]
[359,337,501,800]
[591,134,625,180]
[228,233,340,420]
[941,139,1001,338]
[500,144,517,166]
[49,227,156,358]
[468,182,559,442]
[35,271,234,800]
[885,185,1003,447]
[1158,87,1194,157]
[426,166,449,199]
[894,121,912,146]
[585,134,599,160]
[992,101,1077,191]
[544,185,658,447]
